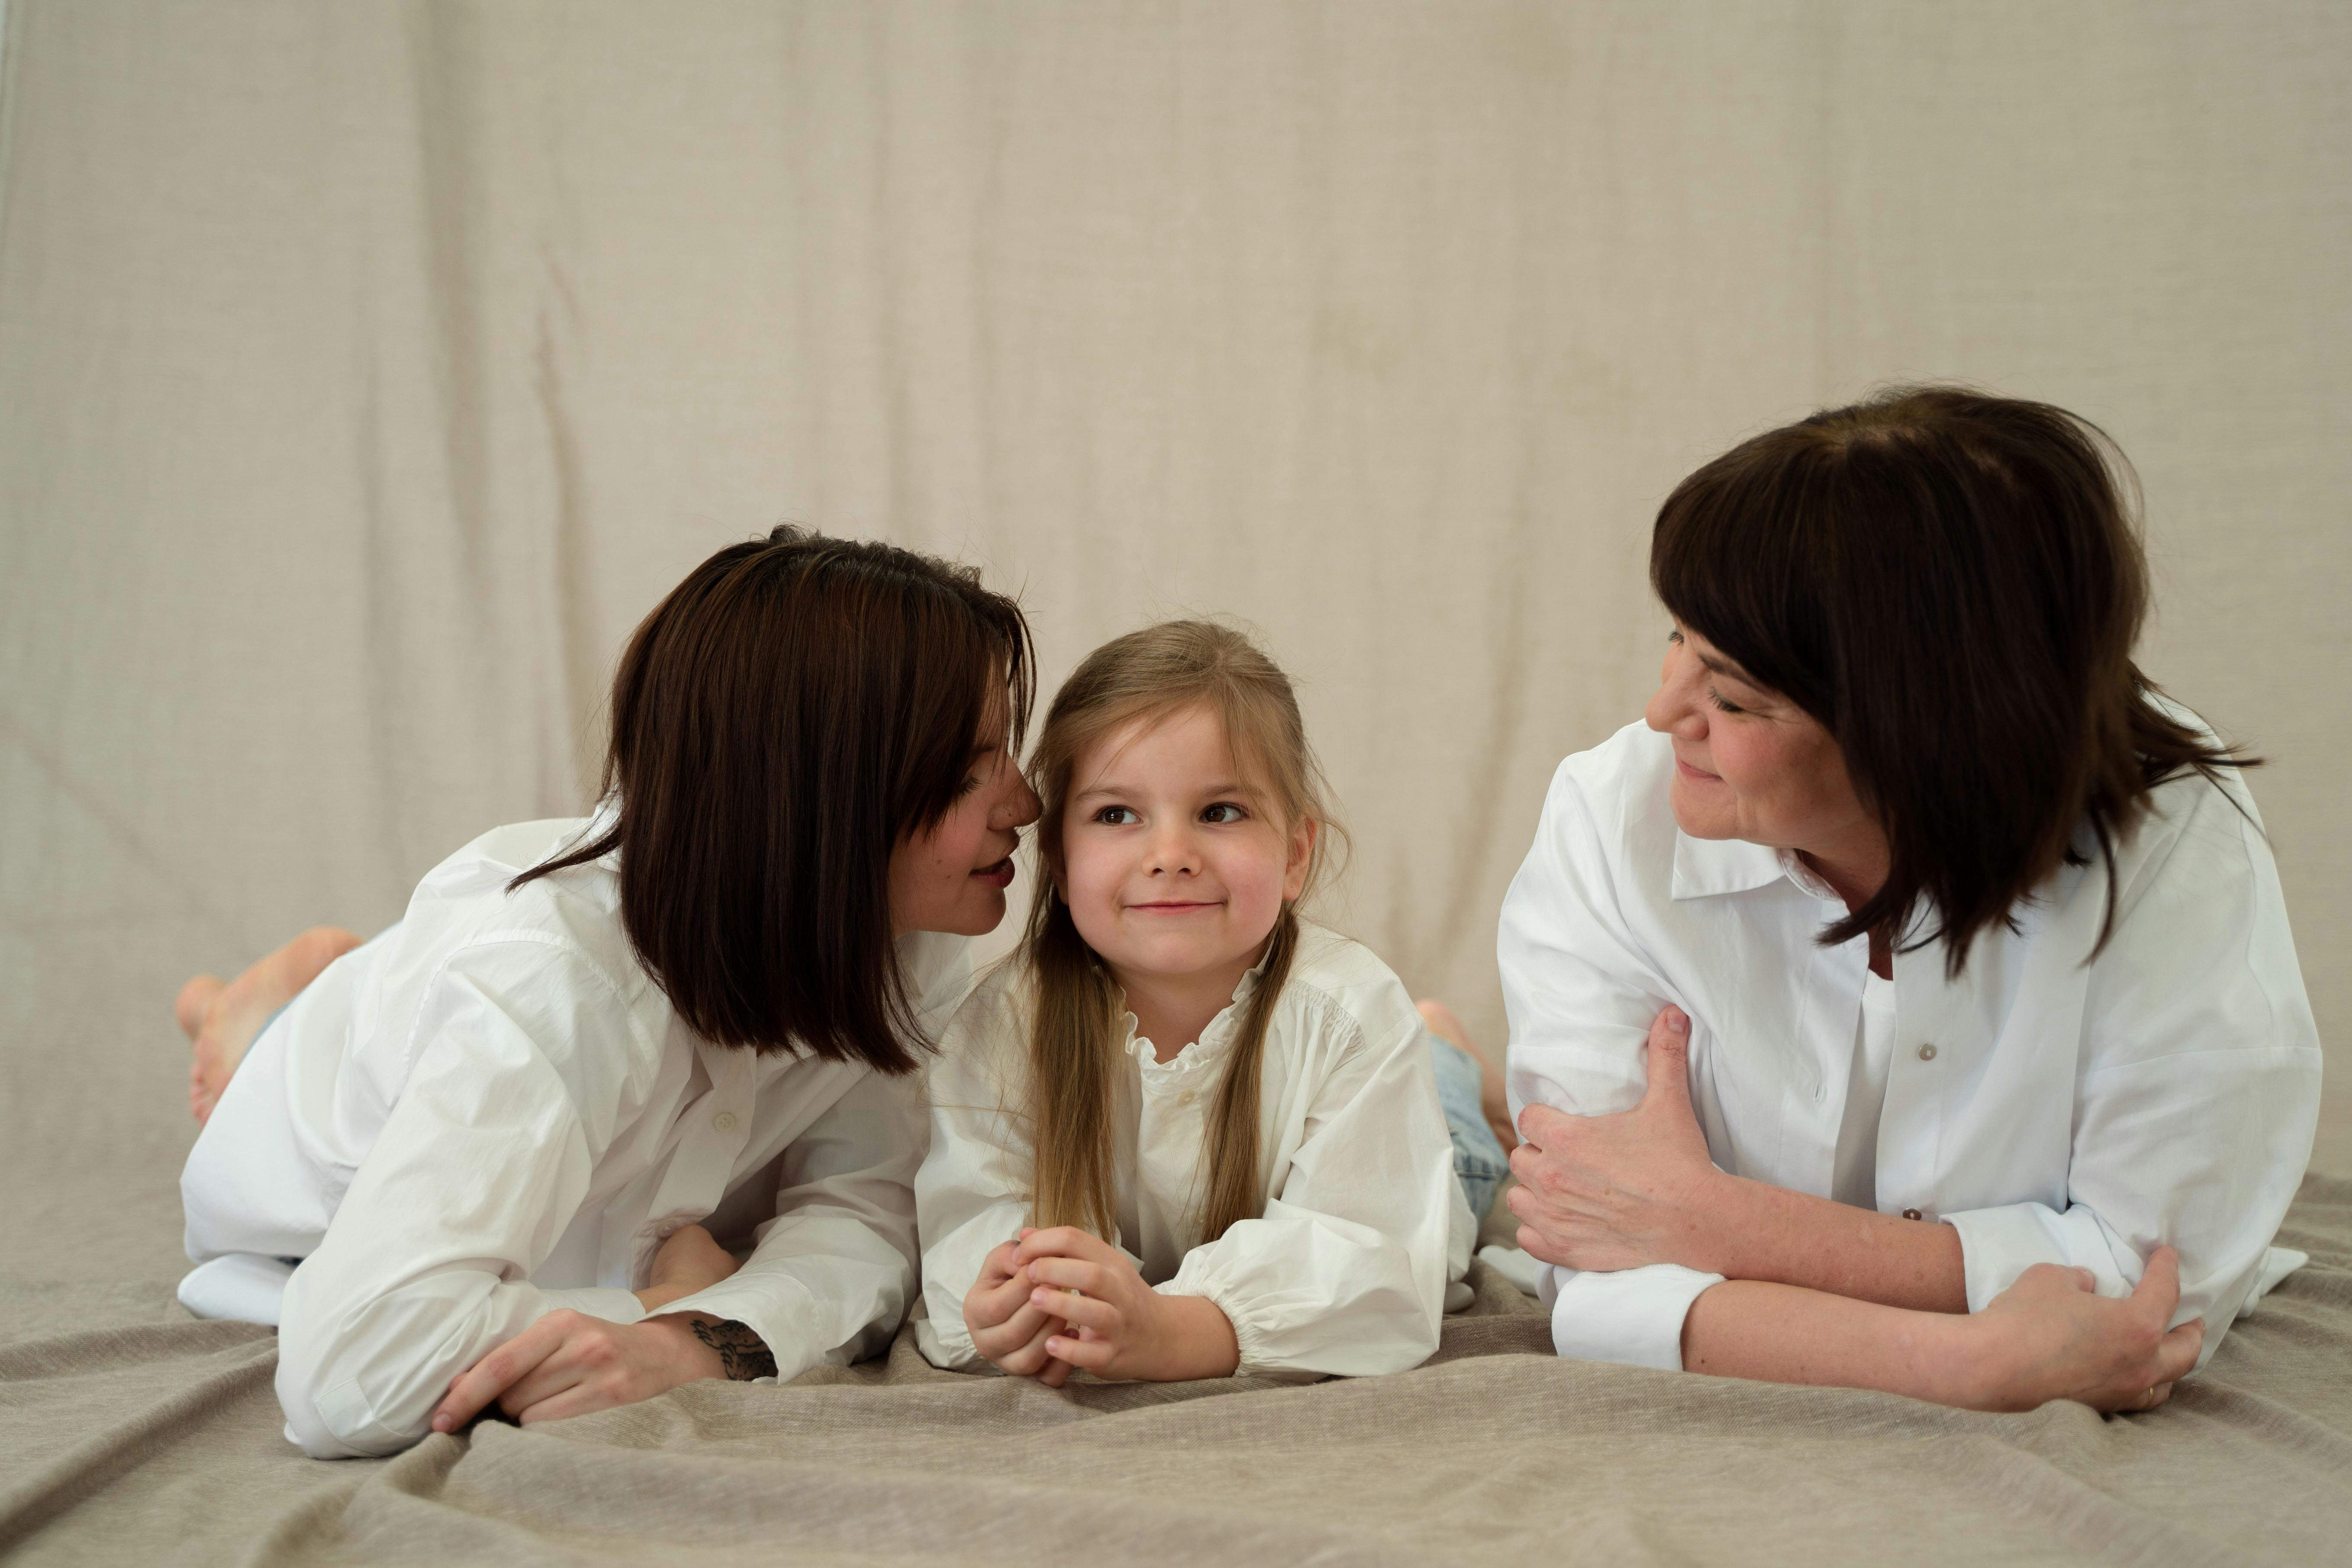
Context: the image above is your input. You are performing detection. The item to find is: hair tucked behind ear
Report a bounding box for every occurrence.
[1021,620,1341,1244]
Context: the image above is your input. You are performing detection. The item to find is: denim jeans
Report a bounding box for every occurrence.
[1427,1033,1510,1223]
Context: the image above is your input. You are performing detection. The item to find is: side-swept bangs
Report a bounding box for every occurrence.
[1651,386,2246,972]
[517,526,1033,1072]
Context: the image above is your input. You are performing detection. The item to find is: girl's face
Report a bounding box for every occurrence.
[1054,704,1314,988]
[1642,622,1878,859]
[888,710,1042,937]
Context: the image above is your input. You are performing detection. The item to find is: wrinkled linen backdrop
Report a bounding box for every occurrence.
[2,1,2347,1281]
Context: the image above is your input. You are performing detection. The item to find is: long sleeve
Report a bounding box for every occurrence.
[274,940,663,1459]
[1159,995,1456,1378]
[661,1066,926,1381]
[911,995,1040,1371]
[1498,761,1724,1371]
[1940,775,2321,1364]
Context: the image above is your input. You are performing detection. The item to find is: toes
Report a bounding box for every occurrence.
[175,976,224,1040]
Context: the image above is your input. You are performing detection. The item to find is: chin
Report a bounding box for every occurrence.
[1666,784,1735,841]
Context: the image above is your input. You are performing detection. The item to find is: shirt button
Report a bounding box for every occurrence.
[1917,1043,1938,1062]
[1902,1208,1923,1221]
[1177,1090,1197,1107]
[712,1111,739,1133]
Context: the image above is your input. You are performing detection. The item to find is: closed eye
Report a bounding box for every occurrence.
[1707,689,1746,715]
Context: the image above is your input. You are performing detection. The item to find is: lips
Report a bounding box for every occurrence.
[1127,901,1218,914]
[970,858,1016,889]
[1675,755,1722,783]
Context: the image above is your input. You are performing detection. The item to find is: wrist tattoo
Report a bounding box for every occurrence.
[689,1318,777,1381]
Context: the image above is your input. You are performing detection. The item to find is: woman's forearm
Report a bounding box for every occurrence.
[1680,1279,1987,1405]
[1705,1175,1968,1313]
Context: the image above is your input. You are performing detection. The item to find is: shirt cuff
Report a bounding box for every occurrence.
[1941,1203,2132,1314]
[654,1272,822,1383]
[1545,1263,1724,1372]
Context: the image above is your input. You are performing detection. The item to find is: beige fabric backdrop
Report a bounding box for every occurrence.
[2,0,2346,1274]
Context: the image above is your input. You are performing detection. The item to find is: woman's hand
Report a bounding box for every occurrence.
[963,1236,1075,1386]
[429,1310,727,1433]
[634,1222,740,1312]
[1507,1006,1730,1273]
[1015,1226,1240,1383]
[1964,1246,2205,1413]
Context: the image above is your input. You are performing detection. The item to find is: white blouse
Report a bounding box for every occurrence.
[914,921,1470,1379]
[1499,720,2321,1374]
[180,816,965,1458]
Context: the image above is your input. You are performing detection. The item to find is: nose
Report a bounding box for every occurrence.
[991,768,1042,831]
[1644,637,1708,740]
[1144,818,1201,877]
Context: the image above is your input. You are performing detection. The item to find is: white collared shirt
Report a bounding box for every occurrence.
[913,921,1468,1378]
[181,816,964,1458]
[1499,721,2321,1373]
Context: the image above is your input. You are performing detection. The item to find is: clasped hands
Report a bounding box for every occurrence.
[963,1226,1240,1385]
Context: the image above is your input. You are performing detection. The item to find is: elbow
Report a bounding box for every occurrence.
[275,1309,437,1459]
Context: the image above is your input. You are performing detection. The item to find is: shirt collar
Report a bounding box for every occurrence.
[1670,831,1842,904]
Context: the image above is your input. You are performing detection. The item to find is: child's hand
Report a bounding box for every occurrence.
[963,1238,1076,1386]
[1015,1226,1240,1382]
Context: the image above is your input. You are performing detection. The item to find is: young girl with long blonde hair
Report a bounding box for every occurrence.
[915,620,1491,1383]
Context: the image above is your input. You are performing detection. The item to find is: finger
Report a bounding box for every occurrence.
[1033,1287,1118,1332]
[1641,1008,1692,1112]
[1514,1102,1569,1149]
[976,1242,1022,1288]
[499,1353,590,1418]
[1024,1257,1105,1294]
[998,1316,1066,1377]
[2131,1246,2183,1318]
[973,1299,1055,1353]
[1037,1354,1075,1389]
[2138,1381,2174,1411]
[1044,1333,1117,1372]
[434,1321,563,1432]
[512,1381,616,1427]
[1015,1227,1100,1265]
[2152,1318,2204,1385]
[1514,1223,1569,1268]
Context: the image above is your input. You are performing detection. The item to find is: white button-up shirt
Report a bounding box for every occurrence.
[914,922,1469,1378]
[1499,721,2321,1374]
[181,817,963,1458]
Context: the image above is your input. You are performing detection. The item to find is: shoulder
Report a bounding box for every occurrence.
[378,818,665,1053]
[1533,724,1677,861]
[928,952,1034,1095]
[2097,704,2268,905]
[1276,923,1422,1052]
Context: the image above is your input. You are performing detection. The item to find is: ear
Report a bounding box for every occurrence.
[1040,829,1070,904]
[1282,817,1317,903]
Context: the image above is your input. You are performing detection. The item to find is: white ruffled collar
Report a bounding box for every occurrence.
[1116,942,1279,1077]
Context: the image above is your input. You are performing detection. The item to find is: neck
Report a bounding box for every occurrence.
[1795,826,1891,917]
[1111,947,1263,1066]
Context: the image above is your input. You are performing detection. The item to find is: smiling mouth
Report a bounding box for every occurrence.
[1675,756,1722,782]
[971,858,1015,889]
[1127,901,1219,914]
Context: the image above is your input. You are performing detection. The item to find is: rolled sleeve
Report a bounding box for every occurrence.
[1543,1262,1725,1372]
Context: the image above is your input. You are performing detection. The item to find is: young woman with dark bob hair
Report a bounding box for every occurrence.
[173,527,1041,1457]
[1492,387,2320,1411]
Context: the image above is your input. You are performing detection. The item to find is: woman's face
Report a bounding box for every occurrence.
[1053,703,1312,989]
[887,708,1042,937]
[1643,624,1880,866]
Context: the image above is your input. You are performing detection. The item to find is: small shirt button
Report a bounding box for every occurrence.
[1917,1043,1938,1062]
[712,1111,739,1133]
[1176,1090,1198,1107]
[1902,1208,1923,1221]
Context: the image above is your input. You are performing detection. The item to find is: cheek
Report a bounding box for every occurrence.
[1218,844,1291,924]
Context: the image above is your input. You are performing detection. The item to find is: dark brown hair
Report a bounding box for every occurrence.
[1651,385,2249,973]
[1021,621,1344,1243]
[514,526,1033,1072]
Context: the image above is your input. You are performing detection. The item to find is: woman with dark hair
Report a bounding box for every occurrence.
[1494,389,2320,1410]
[172,527,1040,1457]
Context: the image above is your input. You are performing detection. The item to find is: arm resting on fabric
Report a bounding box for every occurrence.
[662,1069,926,1383]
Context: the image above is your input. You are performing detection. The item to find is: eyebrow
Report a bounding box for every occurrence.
[1071,778,1249,803]
[1694,648,1765,690]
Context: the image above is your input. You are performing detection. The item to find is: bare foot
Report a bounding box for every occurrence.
[1418,998,1518,1154]
[183,926,364,1124]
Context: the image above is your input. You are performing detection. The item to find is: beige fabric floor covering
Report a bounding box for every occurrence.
[3,1179,2348,1567]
